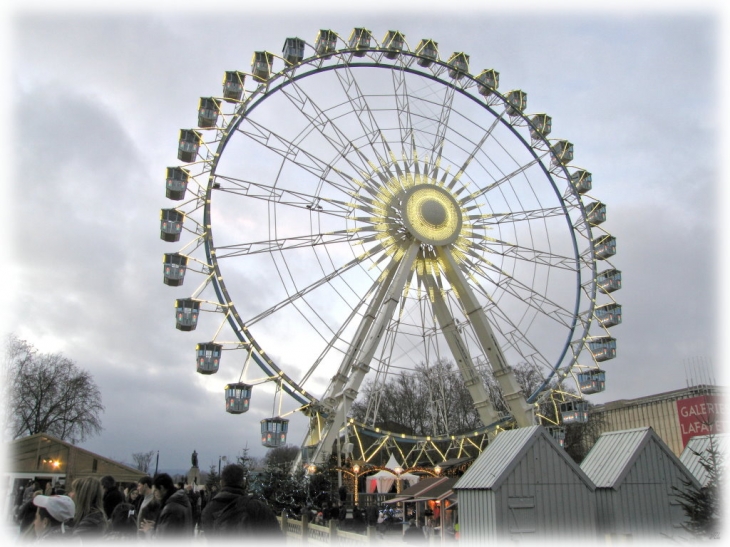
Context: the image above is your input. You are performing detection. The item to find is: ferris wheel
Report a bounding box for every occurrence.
[160,28,621,467]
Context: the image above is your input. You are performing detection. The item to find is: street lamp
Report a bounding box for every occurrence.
[394,466,403,494]
[352,464,360,506]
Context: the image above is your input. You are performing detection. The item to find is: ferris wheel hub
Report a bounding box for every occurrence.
[401,183,462,246]
[421,200,446,225]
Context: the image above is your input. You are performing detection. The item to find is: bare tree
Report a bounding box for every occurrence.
[4,334,104,443]
[132,450,156,474]
[351,360,482,437]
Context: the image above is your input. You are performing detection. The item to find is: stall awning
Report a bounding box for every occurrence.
[384,496,413,504]
[410,477,458,501]
[382,476,450,503]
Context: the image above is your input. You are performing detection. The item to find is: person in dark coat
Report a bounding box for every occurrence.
[144,473,193,538]
[200,463,281,538]
[137,498,161,540]
[101,475,125,520]
[105,502,137,540]
[404,519,425,544]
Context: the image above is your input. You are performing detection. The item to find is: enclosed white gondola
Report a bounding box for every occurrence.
[595,303,622,327]
[283,37,305,65]
[560,400,589,424]
[505,90,526,116]
[197,342,222,375]
[578,369,606,394]
[593,235,616,260]
[597,269,622,294]
[197,97,221,129]
[175,298,200,331]
[382,30,405,59]
[586,201,606,225]
[165,167,190,201]
[315,29,337,55]
[588,337,616,362]
[547,425,566,447]
[348,28,372,57]
[551,140,574,166]
[251,51,274,82]
[163,253,188,286]
[160,209,184,242]
[415,39,438,67]
[261,417,289,447]
[447,52,469,79]
[475,69,499,96]
[225,382,252,414]
[177,129,201,163]
[222,71,246,102]
[529,114,552,139]
[570,169,592,194]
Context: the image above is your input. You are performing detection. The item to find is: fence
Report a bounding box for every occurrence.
[278,512,375,545]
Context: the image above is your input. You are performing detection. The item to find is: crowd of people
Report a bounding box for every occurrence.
[9,464,283,542]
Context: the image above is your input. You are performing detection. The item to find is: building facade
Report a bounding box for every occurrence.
[592,384,725,456]
[3,433,145,517]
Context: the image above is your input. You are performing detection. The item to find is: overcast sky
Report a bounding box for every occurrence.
[1,1,727,474]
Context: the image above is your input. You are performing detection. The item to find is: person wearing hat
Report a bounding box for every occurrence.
[33,495,75,540]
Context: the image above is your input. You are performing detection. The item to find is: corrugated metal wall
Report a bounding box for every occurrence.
[458,490,497,543]
[458,435,597,542]
[596,439,689,538]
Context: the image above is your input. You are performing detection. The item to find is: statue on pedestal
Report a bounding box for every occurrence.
[191,450,198,468]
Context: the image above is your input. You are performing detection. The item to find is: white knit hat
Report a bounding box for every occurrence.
[33,495,76,522]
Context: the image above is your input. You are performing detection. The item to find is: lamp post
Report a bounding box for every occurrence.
[352,464,360,506]
[394,466,403,494]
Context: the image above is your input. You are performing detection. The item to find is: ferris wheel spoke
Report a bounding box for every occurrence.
[213,174,359,219]
[470,236,579,272]
[458,256,576,328]
[313,253,405,402]
[427,81,457,166]
[480,306,560,390]
[458,154,548,206]
[467,205,572,228]
[445,113,505,194]
[235,117,362,195]
[391,64,416,159]
[278,81,383,183]
[453,270,570,367]
[214,233,383,259]
[298,276,382,388]
[243,257,363,328]
[334,65,400,174]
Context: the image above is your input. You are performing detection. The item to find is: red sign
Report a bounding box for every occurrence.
[676,395,725,447]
